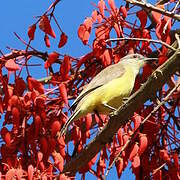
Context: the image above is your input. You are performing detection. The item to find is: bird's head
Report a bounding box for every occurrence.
[120,54,157,69]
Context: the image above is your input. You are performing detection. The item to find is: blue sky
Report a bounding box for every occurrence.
[2,0,172,179]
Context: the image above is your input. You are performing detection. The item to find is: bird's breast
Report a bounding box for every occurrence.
[95,67,136,113]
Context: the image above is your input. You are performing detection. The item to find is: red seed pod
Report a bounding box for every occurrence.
[159,149,170,162]
[133,113,142,131]
[12,106,20,128]
[122,134,129,145]
[28,165,34,180]
[108,0,116,12]
[115,157,123,178]
[153,170,162,180]
[5,169,16,180]
[9,95,18,107]
[59,83,68,105]
[98,0,105,16]
[27,76,44,94]
[77,52,94,68]
[40,137,48,154]
[58,136,66,158]
[15,77,26,96]
[97,14,103,23]
[119,6,127,18]
[77,24,86,41]
[44,34,50,48]
[102,49,112,66]
[85,113,92,130]
[137,10,147,29]
[60,55,71,80]
[28,24,36,40]
[58,32,68,48]
[51,120,62,137]
[5,59,20,71]
[1,127,11,146]
[52,151,64,172]
[151,4,164,24]
[45,51,59,69]
[139,133,148,155]
[173,152,179,169]
[39,15,56,38]
[114,23,121,37]
[34,96,46,109]
[82,30,90,45]
[84,17,93,32]
[117,128,123,146]
[88,154,98,169]
[129,143,139,161]
[34,115,42,137]
[37,151,43,162]
[91,10,98,22]
[132,155,140,168]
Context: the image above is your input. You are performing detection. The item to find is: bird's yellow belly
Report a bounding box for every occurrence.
[76,67,136,118]
[88,69,136,114]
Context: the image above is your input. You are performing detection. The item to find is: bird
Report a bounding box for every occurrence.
[60,54,156,136]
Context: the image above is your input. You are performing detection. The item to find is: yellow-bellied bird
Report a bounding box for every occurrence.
[60,54,156,136]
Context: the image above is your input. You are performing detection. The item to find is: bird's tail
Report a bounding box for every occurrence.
[59,108,81,136]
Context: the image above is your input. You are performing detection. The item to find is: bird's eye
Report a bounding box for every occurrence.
[133,55,137,58]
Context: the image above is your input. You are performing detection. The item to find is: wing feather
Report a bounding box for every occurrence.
[71,63,125,110]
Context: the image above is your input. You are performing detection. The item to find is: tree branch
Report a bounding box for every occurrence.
[63,49,180,173]
[126,0,180,21]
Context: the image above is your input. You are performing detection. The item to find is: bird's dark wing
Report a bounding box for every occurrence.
[70,63,125,110]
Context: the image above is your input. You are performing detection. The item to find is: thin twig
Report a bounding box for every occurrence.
[126,0,180,21]
[106,37,177,51]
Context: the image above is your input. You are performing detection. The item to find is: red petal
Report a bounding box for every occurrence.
[58,32,68,48]
[28,24,36,40]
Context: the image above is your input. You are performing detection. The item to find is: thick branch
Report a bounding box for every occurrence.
[0,50,48,62]
[126,0,180,21]
[63,50,180,173]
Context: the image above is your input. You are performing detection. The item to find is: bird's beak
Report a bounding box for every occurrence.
[144,57,158,65]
